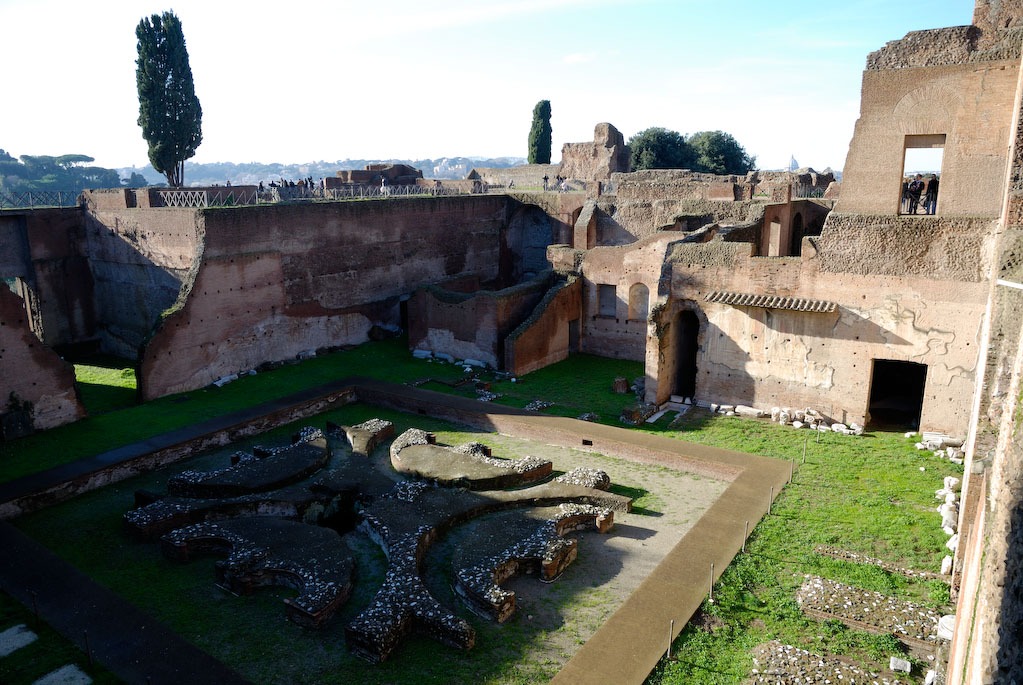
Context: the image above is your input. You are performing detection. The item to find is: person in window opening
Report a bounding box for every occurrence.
[925,174,939,215]
[907,174,925,214]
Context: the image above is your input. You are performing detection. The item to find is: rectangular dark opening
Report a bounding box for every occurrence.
[417,408,426,415]
[867,359,927,430]
[582,439,593,446]
[597,284,616,317]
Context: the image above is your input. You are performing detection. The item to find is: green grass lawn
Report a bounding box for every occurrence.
[72,355,137,415]
[0,590,119,685]
[0,340,640,484]
[643,409,959,684]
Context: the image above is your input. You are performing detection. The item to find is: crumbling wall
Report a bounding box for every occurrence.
[407,273,553,368]
[139,196,513,399]
[838,60,1018,216]
[0,286,84,431]
[559,123,630,182]
[504,276,582,376]
[83,207,203,358]
[466,164,560,188]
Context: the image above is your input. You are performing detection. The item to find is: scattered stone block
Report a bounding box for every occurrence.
[213,373,238,387]
[412,349,432,359]
[937,614,955,641]
[435,352,454,363]
[0,624,37,657]
[941,555,953,575]
[889,656,912,673]
[32,664,92,685]
[555,467,611,490]
[831,423,847,433]
[612,376,629,394]
[925,670,937,685]
[946,534,959,551]
[771,407,781,422]
[463,358,485,368]
[735,405,763,418]
[944,476,960,491]
[792,420,804,429]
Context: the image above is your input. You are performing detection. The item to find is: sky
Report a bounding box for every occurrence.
[0,0,973,172]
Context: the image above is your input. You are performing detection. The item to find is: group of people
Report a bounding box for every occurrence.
[541,174,569,192]
[902,173,939,215]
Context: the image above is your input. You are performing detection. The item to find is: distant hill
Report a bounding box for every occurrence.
[116,157,527,187]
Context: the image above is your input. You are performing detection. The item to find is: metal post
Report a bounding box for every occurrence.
[790,457,794,483]
[816,428,821,444]
[742,520,749,552]
[667,619,674,660]
[84,630,92,666]
[802,438,807,463]
[31,591,39,628]
[769,486,774,515]
[709,562,715,602]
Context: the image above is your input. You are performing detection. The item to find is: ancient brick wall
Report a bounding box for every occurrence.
[559,123,630,182]
[83,208,203,358]
[504,276,582,376]
[466,165,560,188]
[0,286,84,430]
[838,60,1018,216]
[407,274,552,368]
[139,196,513,399]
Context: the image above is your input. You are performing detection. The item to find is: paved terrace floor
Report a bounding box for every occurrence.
[0,377,790,684]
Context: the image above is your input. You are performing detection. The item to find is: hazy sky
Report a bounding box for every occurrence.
[0,0,972,171]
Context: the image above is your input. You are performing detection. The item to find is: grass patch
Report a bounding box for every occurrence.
[0,340,639,485]
[73,355,137,415]
[0,590,119,685]
[645,408,960,684]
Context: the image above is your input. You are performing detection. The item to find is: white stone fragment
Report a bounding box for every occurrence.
[944,476,961,491]
[951,457,964,465]
[942,525,956,536]
[32,664,92,685]
[435,352,454,363]
[412,349,432,359]
[925,670,937,685]
[915,442,926,450]
[946,533,959,551]
[905,431,917,438]
[0,624,37,657]
[213,373,238,387]
[463,358,485,367]
[735,405,763,418]
[937,614,956,641]
[771,407,781,422]
[831,423,847,433]
[941,555,953,575]
[792,420,804,429]
[890,656,912,673]
[794,410,806,422]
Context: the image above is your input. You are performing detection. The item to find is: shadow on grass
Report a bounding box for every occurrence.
[76,381,137,415]
[608,483,663,517]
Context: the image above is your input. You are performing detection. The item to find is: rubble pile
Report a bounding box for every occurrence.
[797,575,942,641]
[751,641,907,684]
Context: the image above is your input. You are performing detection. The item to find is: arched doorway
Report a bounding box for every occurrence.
[675,310,699,400]
[789,212,804,256]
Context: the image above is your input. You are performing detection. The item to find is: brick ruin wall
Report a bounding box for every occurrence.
[504,276,582,376]
[82,207,202,358]
[407,273,553,368]
[0,286,84,429]
[138,196,514,399]
[467,165,560,188]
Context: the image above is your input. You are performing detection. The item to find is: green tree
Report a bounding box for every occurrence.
[135,11,202,187]
[123,172,149,187]
[527,100,552,164]
[628,127,692,170]
[687,130,756,175]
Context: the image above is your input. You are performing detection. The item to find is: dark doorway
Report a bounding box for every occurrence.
[868,359,927,429]
[399,298,409,333]
[790,212,804,256]
[568,318,580,352]
[676,310,699,400]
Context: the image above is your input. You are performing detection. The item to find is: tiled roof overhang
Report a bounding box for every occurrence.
[704,291,837,313]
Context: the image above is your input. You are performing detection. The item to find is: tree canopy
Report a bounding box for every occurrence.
[628,127,692,170]
[527,100,552,165]
[628,127,755,174]
[136,10,202,187]
[687,130,756,175]
[0,150,122,193]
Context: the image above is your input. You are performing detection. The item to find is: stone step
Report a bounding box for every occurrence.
[32,664,92,685]
[645,409,669,424]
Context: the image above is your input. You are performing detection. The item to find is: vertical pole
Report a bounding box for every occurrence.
[84,630,92,666]
[816,428,821,444]
[667,619,674,660]
[769,486,774,515]
[790,457,794,483]
[31,591,39,628]
[709,562,715,602]
[802,438,807,463]
[742,520,749,552]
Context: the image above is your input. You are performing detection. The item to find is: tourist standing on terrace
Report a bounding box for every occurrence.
[925,174,939,215]
[907,174,925,214]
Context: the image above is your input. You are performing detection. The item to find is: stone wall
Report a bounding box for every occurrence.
[0,286,84,430]
[83,207,203,358]
[138,195,516,399]
[504,276,582,376]
[466,165,560,188]
[559,123,630,182]
[838,60,1018,217]
[407,273,554,368]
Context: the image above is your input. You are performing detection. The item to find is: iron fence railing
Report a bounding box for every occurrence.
[158,188,258,208]
[0,190,80,209]
[793,185,826,199]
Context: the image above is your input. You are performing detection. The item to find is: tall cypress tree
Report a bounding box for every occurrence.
[527,100,552,165]
[136,11,202,187]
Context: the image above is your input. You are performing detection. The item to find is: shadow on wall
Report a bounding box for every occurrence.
[502,205,554,285]
[996,493,1023,681]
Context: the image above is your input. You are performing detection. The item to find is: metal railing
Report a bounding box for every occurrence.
[157,188,257,208]
[0,190,80,209]
[793,185,826,199]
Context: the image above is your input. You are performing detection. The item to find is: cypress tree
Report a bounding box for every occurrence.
[527,100,552,165]
[136,11,202,187]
